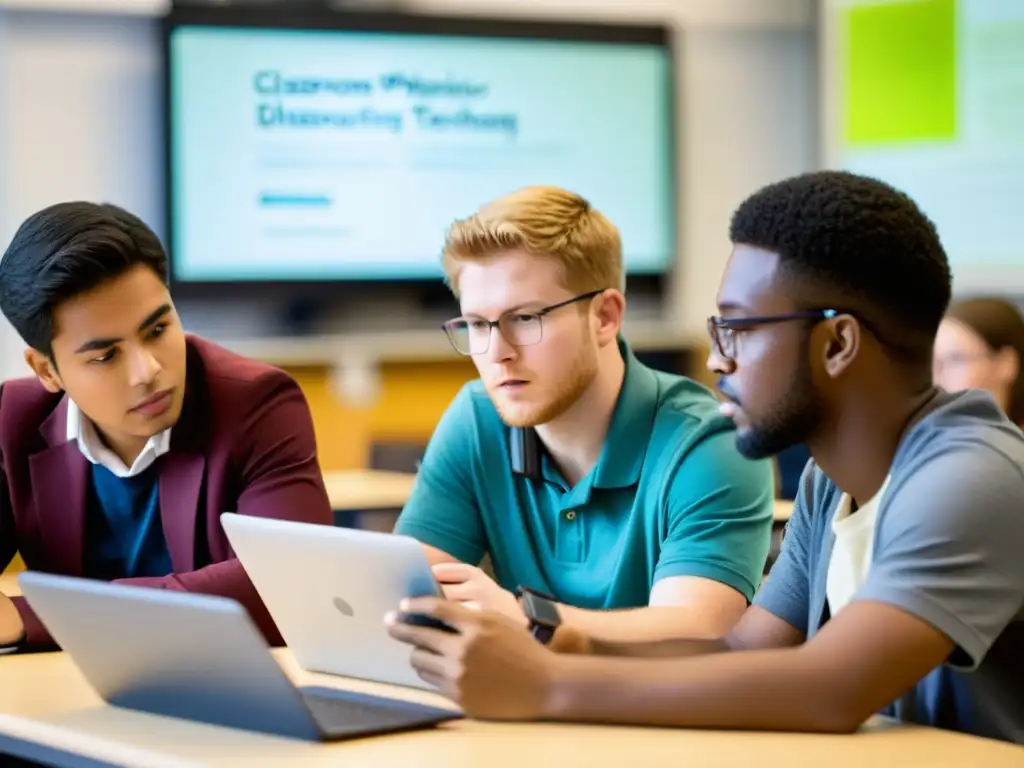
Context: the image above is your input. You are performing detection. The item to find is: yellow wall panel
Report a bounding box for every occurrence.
[284,360,477,470]
[370,360,477,438]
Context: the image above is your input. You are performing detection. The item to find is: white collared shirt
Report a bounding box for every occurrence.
[66,398,172,478]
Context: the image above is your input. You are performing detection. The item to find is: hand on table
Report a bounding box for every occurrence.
[386,596,557,720]
[431,563,526,626]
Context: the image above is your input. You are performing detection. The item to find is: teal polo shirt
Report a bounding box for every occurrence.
[395,341,774,608]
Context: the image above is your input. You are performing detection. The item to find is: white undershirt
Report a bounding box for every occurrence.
[826,476,890,616]
[66,398,171,478]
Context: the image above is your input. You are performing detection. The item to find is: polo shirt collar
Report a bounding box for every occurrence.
[591,337,660,489]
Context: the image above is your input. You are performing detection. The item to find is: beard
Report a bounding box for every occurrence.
[490,341,599,428]
[735,355,825,460]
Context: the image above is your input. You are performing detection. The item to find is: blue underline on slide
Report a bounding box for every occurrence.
[258,192,333,207]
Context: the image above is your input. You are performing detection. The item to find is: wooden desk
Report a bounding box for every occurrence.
[323,470,416,512]
[774,500,794,522]
[0,573,18,597]
[0,648,1021,768]
[322,469,416,532]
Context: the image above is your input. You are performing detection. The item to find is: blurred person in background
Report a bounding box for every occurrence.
[933,296,1024,426]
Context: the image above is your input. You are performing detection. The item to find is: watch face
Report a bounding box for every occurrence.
[524,592,561,626]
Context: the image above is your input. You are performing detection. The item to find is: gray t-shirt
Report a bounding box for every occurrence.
[756,389,1024,744]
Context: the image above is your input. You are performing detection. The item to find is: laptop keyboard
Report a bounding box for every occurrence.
[299,685,461,739]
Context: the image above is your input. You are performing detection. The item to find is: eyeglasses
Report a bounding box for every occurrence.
[933,351,992,374]
[443,290,604,356]
[707,309,838,360]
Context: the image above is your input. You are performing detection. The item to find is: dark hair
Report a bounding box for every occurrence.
[0,202,167,358]
[946,297,1024,424]
[729,170,951,364]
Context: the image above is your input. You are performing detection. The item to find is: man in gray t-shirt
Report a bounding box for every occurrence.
[384,172,1024,745]
[760,388,1024,742]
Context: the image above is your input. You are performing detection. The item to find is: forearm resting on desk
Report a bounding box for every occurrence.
[544,648,857,733]
[545,601,959,733]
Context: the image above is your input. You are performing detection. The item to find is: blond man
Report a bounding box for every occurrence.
[394,187,773,645]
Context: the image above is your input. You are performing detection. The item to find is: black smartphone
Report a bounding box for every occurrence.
[399,612,459,634]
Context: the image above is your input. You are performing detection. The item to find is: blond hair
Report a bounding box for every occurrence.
[441,186,623,296]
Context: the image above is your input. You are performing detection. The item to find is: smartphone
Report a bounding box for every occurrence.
[399,612,459,634]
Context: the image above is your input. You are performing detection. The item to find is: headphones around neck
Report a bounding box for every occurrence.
[509,427,543,479]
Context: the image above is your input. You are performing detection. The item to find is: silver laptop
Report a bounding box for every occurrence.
[17,571,461,742]
[220,513,446,689]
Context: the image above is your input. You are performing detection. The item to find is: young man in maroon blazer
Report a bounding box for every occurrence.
[0,201,334,651]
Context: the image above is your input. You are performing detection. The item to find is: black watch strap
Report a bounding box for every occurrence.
[515,586,561,645]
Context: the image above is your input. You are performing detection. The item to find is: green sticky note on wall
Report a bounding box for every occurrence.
[843,0,957,146]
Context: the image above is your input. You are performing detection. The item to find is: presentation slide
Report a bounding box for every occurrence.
[831,0,1024,292]
[168,25,675,283]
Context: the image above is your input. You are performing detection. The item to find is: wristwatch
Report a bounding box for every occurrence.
[515,585,561,645]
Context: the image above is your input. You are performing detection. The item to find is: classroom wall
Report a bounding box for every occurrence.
[0,1,818,469]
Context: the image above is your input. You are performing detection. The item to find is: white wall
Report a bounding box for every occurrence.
[0,13,164,240]
[0,1,818,380]
[676,26,818,337]
[0,11,163,380]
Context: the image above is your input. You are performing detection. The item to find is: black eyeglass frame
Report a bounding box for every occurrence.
[442,289,605,356]
[706,309,839,359]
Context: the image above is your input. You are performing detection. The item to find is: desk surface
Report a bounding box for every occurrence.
[1,574,18,596]
[323,469,416,511]
[774,499,794,521]
[2,572,1022,766]
[1,645,1021,768]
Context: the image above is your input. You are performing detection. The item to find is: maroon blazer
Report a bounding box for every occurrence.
[0,334,333,650]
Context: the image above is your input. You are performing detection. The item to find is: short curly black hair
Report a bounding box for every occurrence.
[729,170,951,362]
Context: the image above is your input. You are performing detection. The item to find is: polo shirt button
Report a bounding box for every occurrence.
[565,510,576,521]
